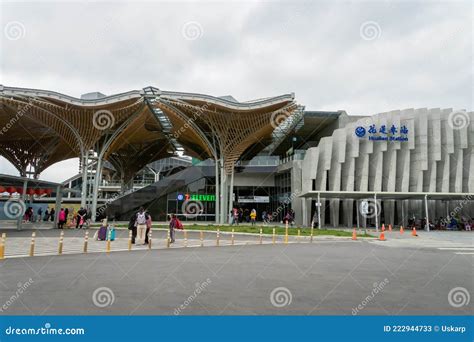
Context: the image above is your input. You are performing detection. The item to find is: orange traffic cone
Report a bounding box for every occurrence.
[381,224,385,232]
[388,224,392,232]
[352,229,357,240]
[400,226,404,234]
[411,227,418,237]
[379,232,386,241]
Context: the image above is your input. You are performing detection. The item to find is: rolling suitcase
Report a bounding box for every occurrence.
[107,226,116,241]
[97,225,108,241]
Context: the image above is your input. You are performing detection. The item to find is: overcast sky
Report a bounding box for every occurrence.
[0,0,472,182]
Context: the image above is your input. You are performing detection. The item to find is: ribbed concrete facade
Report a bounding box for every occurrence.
[297,108,474,227]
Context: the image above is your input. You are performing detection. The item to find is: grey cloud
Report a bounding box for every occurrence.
[0,0,471,180]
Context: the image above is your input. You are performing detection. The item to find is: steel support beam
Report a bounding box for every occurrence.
[215,158,220,224]
[228,165,234,224]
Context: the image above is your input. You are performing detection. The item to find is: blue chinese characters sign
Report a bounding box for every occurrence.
[355,124,408,141]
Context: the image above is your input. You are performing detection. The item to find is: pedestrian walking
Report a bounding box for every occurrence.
[37,207,43,222]
[49,208,55,222]
[43,209,49,221]
[250,209,257,226]
[57,208,66,229]
[128,213,137,244]
[144,214,152,245]
[135,207,148,243]
[76,207,86,229]
[169,214,178,243]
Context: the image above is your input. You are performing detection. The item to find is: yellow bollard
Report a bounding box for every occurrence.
[310,227,314,243]
[259,228,263,245]
[0,233,5,260]
[128,230,132,251]
[58,231,64,255]
[184,230,188,247]
[148,230,152,250]
[297,229,301,243]
[272,228,276,244]
[167,229,170,248]
[216,229,220,247]
[29,232,36,257]
[106,229,111,253]
[83,231,89,253]
[285,221,289,244]
[231,228,235,245]
[200,230,204,247]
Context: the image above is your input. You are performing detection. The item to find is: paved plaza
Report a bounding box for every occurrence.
[0,230,472,316]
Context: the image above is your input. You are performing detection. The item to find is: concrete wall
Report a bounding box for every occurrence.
[293,108,474,227]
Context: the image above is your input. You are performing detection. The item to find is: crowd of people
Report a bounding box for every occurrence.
[21,206,92,229]
[230,208,295,226]
[407,215,472,231]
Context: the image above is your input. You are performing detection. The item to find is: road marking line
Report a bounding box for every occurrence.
[438,247,474,250]
[454,252,474,255]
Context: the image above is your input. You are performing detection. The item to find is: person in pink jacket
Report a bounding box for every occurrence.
[58,208,66,229]
[144,214,152,245]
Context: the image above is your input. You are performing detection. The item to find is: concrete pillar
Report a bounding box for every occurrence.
[374,193,379,232]
[425,194,430,231]
[317,192,321,229]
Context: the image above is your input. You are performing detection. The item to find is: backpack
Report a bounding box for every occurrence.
[175,219,183,230]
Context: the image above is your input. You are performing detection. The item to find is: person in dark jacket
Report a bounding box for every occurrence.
[49,208,55,222]
[76,207,86,229]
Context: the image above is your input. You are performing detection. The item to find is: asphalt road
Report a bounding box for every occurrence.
[0,240,472,315]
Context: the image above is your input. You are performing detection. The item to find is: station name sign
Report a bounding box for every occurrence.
[355,124,409,142]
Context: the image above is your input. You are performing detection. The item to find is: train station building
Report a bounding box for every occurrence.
[0,85,472,229]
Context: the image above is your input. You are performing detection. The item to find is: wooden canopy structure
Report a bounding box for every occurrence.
[0,85,298,222]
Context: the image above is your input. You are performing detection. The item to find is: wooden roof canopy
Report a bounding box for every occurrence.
[0,86,297,179]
